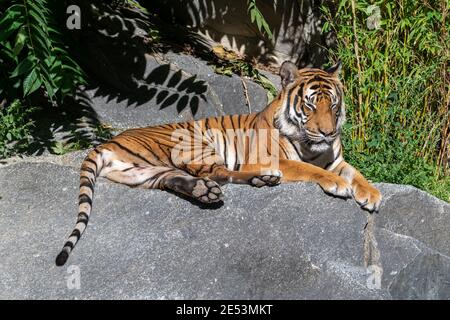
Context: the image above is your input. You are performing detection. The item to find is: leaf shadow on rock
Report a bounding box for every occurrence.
[73,3,212,118]
[145,0,334,68]
[26,91,107,156]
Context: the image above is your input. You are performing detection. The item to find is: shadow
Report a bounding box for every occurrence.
[145,0,333,68]
[166,189,224,210]
[68,1,212,118]
[26,90,110,155]
[90,64,208,116]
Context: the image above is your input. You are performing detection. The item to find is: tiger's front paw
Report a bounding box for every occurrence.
[352,183,382,212]
[249,170,282,187]
[317,174,352,199]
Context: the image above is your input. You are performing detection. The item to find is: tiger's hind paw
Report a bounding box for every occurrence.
[249,170,282,188]
[192,178,224,203]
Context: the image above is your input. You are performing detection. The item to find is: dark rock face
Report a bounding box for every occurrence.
[147,0,333,67]
[0,155,448,299]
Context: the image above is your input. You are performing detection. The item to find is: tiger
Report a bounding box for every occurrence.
[55,60,382,266]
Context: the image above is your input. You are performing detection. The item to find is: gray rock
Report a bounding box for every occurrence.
[149,0,332,67]
[85,51,273,131]
[0,155,448,299]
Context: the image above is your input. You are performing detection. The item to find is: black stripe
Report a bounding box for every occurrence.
[237,114,243,128]
[80,176,95,187]
[84,158,98,171]
[306,76,333,85]
[324,161,334,170]
[78,193,92,206]
[232,132,239,170]
[79,180,94,190]
[230,115,237,131]
[286,88,295,110]
[293,83,305,118]
[293,94,301,117]
[77,212,89,224]
[70,229,81,240]
[77,218,89,225]
[324,149,341,170]
[219,117,228,163]
[109,141,152,165]
[309,90,320,98]
[82,167,95,175]
[78,211,89,220]
[64,241,74,249]
[159,145,177,168]
[133,169,174,187]
[124,135,161,163]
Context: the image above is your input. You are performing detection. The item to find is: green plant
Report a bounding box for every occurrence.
[211,46,278,102]
[322,0,449,201]
[50,122,113,156]
[50,141,78,155]
[247,0,273,39]
[0,0,86,102]
[0,99,34,158]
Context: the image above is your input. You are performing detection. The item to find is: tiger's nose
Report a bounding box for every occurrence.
[318,128,334,137]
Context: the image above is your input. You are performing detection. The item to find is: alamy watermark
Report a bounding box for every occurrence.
[66,5,81,30]
[366,265,382,290]
[66,265,81,290]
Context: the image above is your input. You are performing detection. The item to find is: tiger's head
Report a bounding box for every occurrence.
[275,60,345,152]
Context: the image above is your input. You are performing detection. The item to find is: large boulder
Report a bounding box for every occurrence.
[0,152,448,299]
[83,52,272,131]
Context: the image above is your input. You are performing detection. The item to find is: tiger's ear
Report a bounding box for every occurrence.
[325,60,342,78]
[279,61,298,88]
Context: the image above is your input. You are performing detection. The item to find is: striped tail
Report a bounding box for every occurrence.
[55,149,103,266]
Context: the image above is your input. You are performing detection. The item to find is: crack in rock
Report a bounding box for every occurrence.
[363,213,383,285]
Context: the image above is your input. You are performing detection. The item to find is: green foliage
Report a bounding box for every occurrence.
[50,124,113,155]
[50,141,78,155]
[148,26,161,43]
[214,60,278,102]
[126,0,148,13]
[0,100,34,158]
[247,0,273,39]
[0,0,86,102]
[322,0,449,201]
[211,46,278,102]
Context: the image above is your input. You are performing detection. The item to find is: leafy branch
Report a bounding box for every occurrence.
[247,0,273,39]
[0,0,86,103]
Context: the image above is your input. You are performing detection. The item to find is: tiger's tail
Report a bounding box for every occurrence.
[55,148,103,266]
